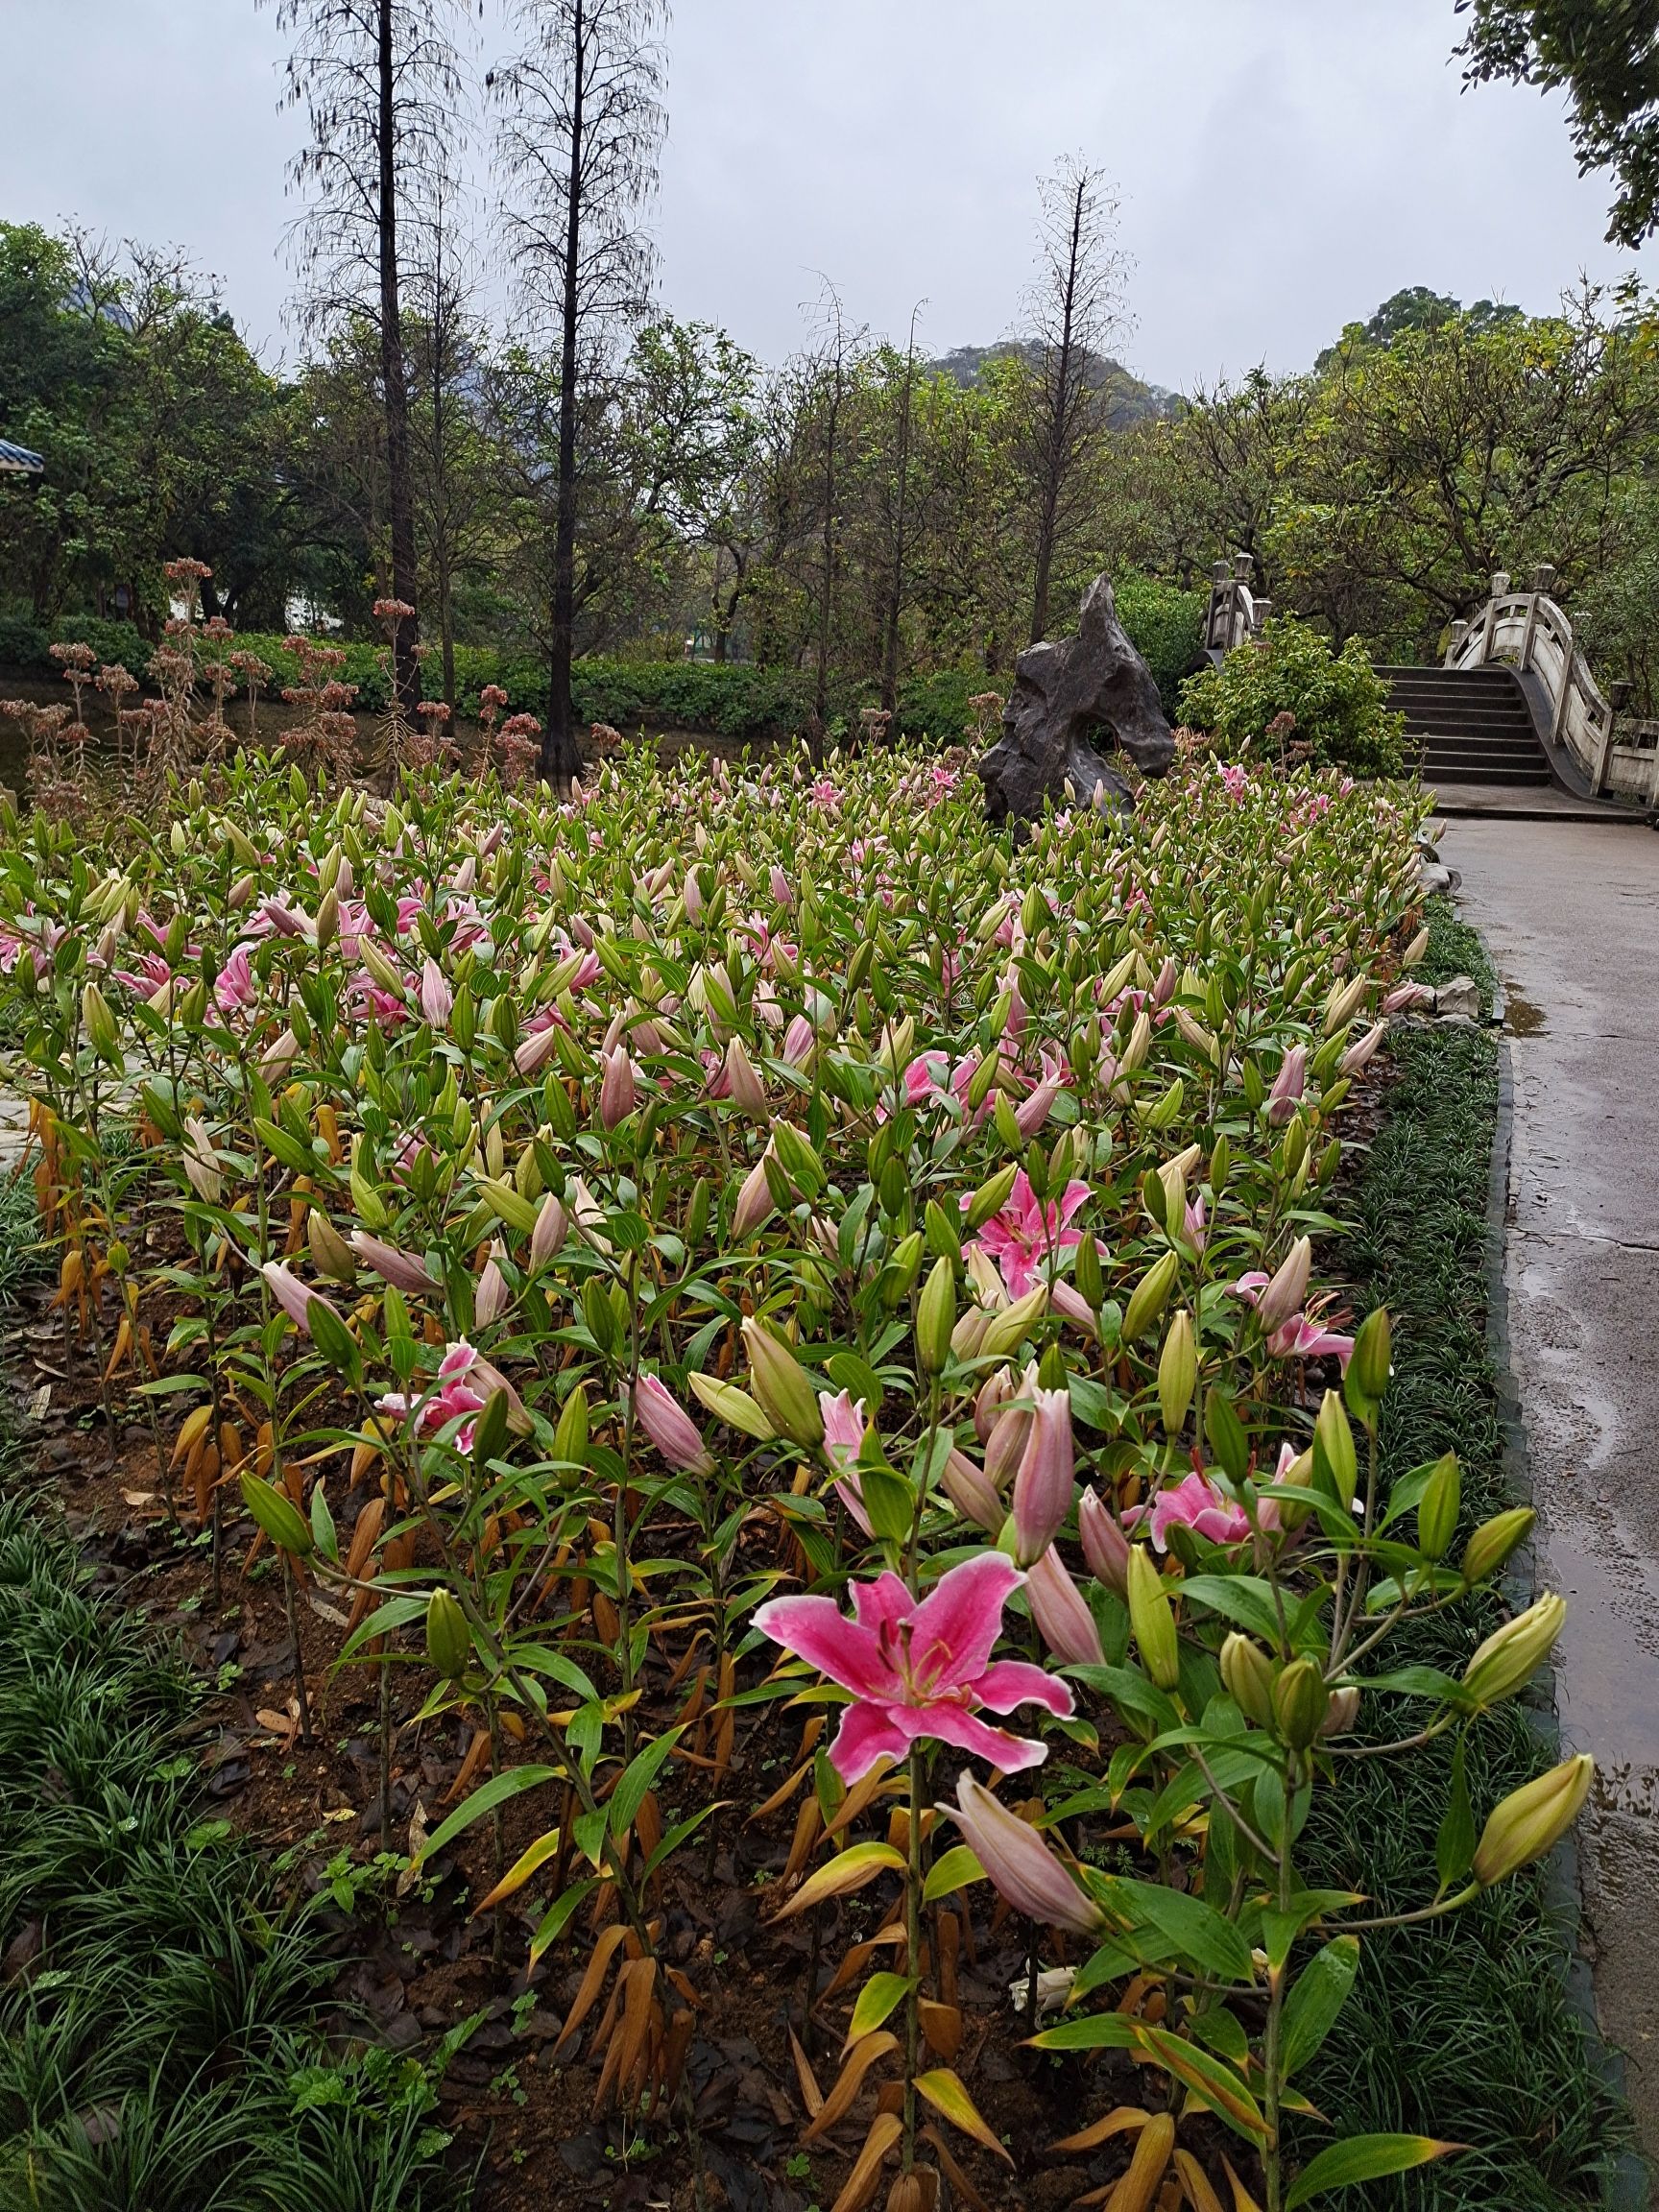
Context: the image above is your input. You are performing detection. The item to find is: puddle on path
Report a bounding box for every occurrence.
[1504,990,1547,1035]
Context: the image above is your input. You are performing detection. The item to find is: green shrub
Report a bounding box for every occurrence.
[1112,573,1208,719]
[1179,614,1407,776]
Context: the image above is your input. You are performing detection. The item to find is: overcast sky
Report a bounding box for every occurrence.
[1,0,1649,391]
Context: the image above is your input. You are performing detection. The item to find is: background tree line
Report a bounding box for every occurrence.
[11,211,1659,729]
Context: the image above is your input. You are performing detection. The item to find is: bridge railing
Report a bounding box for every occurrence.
[1446,565,1641,800]
[1204,556,1271,659]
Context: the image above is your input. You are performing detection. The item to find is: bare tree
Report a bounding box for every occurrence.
[800,282,867,742]
[879,303,926,716]
[265,0,469,717]
[491,0,668,783]
[1021,157,1129,643]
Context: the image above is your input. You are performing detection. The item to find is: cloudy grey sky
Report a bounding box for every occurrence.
[1,0,1649,390]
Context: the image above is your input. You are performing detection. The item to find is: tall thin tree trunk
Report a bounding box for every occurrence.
[814,373,840,737]
[1030,178,1085,647]
[880,312,921,716]
[542,0,587,787]
[378,0,421,719]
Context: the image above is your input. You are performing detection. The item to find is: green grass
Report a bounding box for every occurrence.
[0,1488,462,2210]
[1296,900,1625,2208]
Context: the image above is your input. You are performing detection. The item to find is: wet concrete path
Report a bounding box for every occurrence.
[1441,813,1659,2155]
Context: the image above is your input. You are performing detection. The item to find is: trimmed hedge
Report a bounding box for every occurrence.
[0,571,1207,747]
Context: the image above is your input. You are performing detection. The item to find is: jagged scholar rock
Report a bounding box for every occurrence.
[978,576,1177,826]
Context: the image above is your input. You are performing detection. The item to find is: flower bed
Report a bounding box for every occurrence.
[0,742,1590,2211]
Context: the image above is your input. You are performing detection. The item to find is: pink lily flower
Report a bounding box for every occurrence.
[965,1169,1091,1300]
[944,1773,1103,1937]
[754,1552,1073,1783]
[1383,980,1431,1014]
[1266,1044,1307,1126]
[1266,1309,1356,1368]
[1126,1470,1256,1552]
[214,946,257,1017]
[1024,1545,1104,1665]
[628,1371,711,1474]
[1014,1046,1069,1140]
[902,1052,950,1110]
[1341,1021,1388,1075]
[782,1014,816,1069]
[820,1388,870,1532]
[377,1338,490,1453]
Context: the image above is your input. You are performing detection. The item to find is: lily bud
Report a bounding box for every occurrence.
[944,1774,1103,1938]
[82,981,121,1066]
[553,1382,589,1476]
[475,1251,511,1328]
[1314,1389,1357,1510]
[630,1371,712,1475]
[941,1446,1004,1531]
[1266,1044,1307,1127]
[426,1589,471,1679]
[722,1037,769,1119]
[1078,1486,1129,1596]
[599,1045,637,1131]
[1025,1545,1104,1665]
[1417,1451,1460,1559]
[1220,1632,1275,1728]
[530,1190,568,1268]
[1272,1656,1329,1750]
[1463,1592,1566,1708]
[1460,1505,1535,1587]
[1473,1754,1594,1887]
[974,1364,1016,1443]
[1321,1685,1361,1737]
[315,886,340,950]
[1121,1248,1180,1342]
[983,1393,1034,1493]
[1126,1546,1180,1692]
[733,1146,776,1238]
[1010,1380,1075,1566]
[741,1318,824,1448]
[1350,1307,1392,1405]
[978,1284,1047,1361]
[306,1209,356,1284]
[1157,1310,1196,1437]
[349,1233,437,1294]
[1256,1236,1311,1331]
[1341,1020,1388,1076]
[916,1256,956,1377]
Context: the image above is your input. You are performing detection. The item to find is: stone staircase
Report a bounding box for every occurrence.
[1376,663,1551,787]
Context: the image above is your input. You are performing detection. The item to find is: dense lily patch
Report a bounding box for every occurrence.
[0,743,1588,2212]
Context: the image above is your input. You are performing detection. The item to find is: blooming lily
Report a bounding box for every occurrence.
[965,1169,1091,1300]
[754,1552,1072,1783]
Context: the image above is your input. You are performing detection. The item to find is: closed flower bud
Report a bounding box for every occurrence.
[1272,1656,1329,1750]
[553,1382,589,1479]
[599,1045,637,1130]
[1460,1505,1535,1587]
[941,1446,1004,1532]
[974,1364,1016,1443]
[306,1209,356,1284]
[916,1256,957,1376]
[1463,1592,1566,1708]
[722,1036,769,1119]
[1127,1546,1180,1692]
[1314,1388,1358,1510]
[1158,1309,1196,1437]
[983,1391,1034,1492]
[1011,1381,1074,1566]
[1025,1545,1104,1665]
[1350,1307,1392,1405]
[733,1144,777,1238]
[530,1190,568,1268]
[82,981,121,1066]
[1417,1451,1460,1559]
[1078,1485,1129,1595]
[1256,1236,1311,1331]
[1220,1632,1276,1728]
[315,886,340,950]
[425,1588,472,1679]
[741,1318,824,1449]
[977,1284,1048,1361]
[1473,1754,1594,1887]
[1122,1248,1180,1343]
[1320,1685,1361,1737]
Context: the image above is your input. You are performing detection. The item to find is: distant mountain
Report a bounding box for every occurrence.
[929,341,1180,428]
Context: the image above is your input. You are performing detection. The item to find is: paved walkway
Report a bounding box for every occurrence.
[1441,812,1659,2155]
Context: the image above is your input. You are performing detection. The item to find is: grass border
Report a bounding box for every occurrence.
[0,1464,466,2210]
[1294,901,1635,2211]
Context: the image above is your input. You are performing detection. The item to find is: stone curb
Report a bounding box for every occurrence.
[1481,1019,1650,2210]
